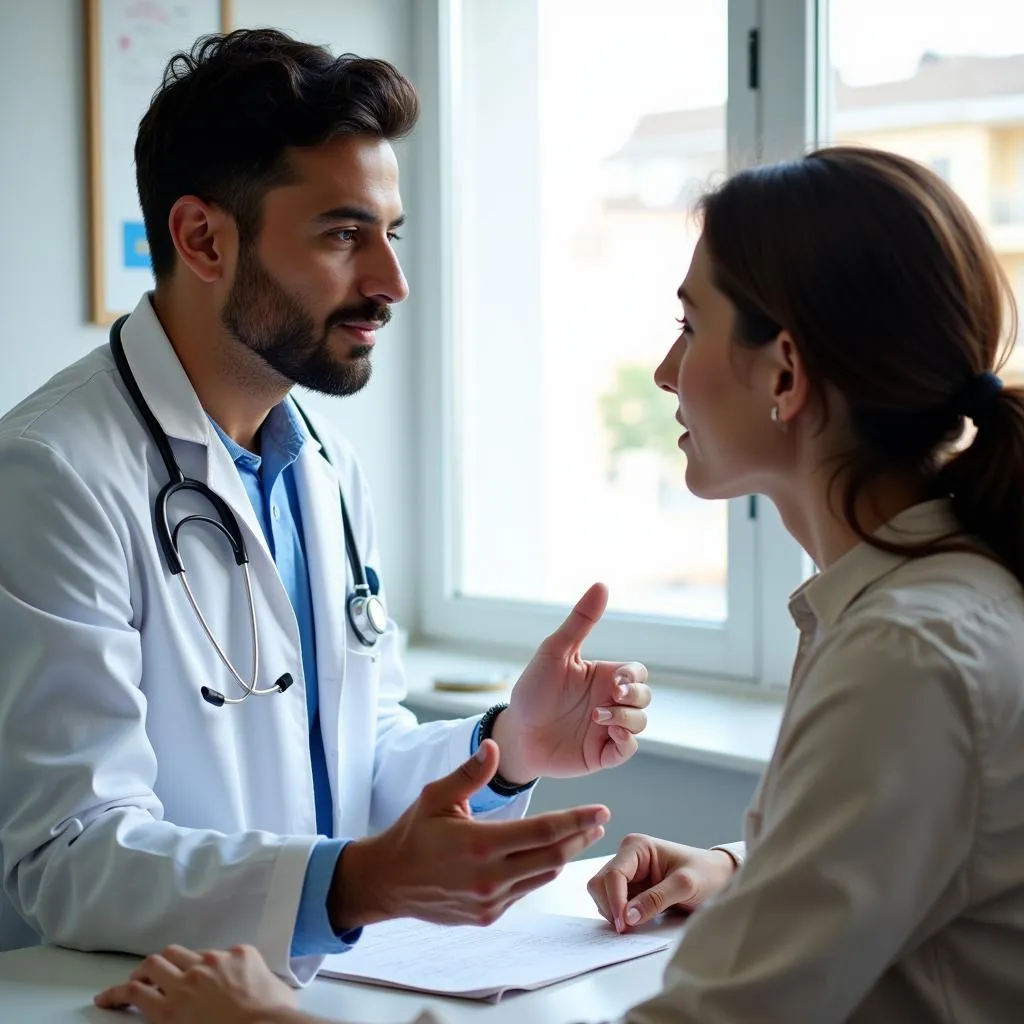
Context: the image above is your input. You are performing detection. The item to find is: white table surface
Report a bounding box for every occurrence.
[0,858,685,1023]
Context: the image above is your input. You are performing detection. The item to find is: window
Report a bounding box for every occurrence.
[415,0,1022,687]
[929,156,953,183]
[416,0,797,684]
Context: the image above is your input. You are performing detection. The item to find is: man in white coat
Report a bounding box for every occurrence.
[0,29,651,984]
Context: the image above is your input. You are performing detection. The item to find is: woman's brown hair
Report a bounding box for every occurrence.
[698,145,1024,584]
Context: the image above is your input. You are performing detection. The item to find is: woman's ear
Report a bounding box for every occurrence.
[770,330,810,427]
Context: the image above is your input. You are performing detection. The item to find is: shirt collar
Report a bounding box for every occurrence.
[789,499,963,631]
[208,398,308,475]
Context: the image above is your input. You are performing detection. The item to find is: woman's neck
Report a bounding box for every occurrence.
[771,468,932,570]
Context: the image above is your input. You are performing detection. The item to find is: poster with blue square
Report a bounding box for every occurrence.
[122,221,151,269]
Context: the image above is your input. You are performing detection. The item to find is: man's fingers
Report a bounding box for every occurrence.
[160,944,204,971]
[94,979,164,1012]
[539,582,609,656]
[613,662,649,688]
[503,867,562,902]
[613,680,652,709]
[422,739,500,810]
[598,726,639,769]
[505,823,606,882]
[592,706,647,734]
[483,804,610,856]
[132,952,182,992]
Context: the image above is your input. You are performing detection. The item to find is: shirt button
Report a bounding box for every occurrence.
[271,504,281,520]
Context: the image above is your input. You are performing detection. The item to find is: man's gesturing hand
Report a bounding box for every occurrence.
[330,739,609,931]
[493,583,651,784]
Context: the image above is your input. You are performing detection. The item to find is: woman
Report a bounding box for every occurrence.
[96,146,1024,1022]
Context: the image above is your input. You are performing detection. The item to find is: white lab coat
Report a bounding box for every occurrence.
[0,296,528,984]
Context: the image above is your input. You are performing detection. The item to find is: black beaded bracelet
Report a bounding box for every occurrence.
[478,702,537,796]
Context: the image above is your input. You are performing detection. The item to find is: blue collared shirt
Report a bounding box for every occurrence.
[209,404,354,957]
[211,401,516,958]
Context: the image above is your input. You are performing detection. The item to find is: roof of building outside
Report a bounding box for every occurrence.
[615,52,1024,152]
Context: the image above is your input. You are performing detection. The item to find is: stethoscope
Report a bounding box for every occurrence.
[109,316,388,708]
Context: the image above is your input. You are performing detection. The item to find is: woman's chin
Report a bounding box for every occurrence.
[684,464,739,502]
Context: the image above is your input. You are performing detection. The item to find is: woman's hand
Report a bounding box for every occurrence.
[94,943,299,1023]
[587,834,737,932]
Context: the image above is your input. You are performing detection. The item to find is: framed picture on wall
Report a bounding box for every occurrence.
[85,0,234,325]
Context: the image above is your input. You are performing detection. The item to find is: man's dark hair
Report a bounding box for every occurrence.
[135,28,419,280]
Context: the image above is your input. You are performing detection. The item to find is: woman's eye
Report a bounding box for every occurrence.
[676,316,693,336]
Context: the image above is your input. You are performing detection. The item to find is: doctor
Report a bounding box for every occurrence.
[0,28,651,984]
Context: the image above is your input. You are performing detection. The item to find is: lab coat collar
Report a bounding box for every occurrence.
[789,499,964,631]
[119,294,212,447]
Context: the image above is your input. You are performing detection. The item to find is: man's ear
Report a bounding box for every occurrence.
[166,196,236,285]
[769,330,810,427]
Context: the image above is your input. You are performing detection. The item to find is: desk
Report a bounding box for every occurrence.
[0,858,684,1023]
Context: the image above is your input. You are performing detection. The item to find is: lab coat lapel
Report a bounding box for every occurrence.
[117,295,274,568]
[293,429,356,827]
[293,435,349,691]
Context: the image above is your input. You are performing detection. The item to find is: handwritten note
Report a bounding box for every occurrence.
[318,914,671,1002]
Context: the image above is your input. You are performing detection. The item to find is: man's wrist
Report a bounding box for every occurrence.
[484,705,537,788]
[327,837,387,932]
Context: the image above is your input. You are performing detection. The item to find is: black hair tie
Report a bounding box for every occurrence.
[957,371,1003,427]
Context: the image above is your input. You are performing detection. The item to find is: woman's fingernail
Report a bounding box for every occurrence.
[625,907,641,925]
[594,708,612,723]
[475,744,488,762]
[615,683,629,701]
[615,917,623,932]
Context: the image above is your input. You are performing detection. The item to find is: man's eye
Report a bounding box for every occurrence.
[333,229,358,243]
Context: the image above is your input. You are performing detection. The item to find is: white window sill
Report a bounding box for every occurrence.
[400,645,783,776]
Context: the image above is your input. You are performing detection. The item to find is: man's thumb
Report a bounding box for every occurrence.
[425,738,500,809]
[624,873,694,928]
[540,582,609,656]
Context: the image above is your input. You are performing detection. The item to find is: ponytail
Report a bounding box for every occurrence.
[939,387,1024,588]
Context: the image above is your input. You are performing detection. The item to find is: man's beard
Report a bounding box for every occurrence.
[221,243,391,397]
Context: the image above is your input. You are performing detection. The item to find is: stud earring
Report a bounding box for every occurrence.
[770,406,780,424]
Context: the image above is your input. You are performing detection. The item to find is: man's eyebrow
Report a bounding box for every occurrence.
[315,205,406,230]
[677,284,697,308]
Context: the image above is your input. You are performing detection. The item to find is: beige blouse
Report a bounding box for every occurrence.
[626,500,1024,1022]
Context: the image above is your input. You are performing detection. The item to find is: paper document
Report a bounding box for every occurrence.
[318,914,670,1002]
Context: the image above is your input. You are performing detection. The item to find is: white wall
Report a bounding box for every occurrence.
[0,1,105,406]
[0,0,420,625]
